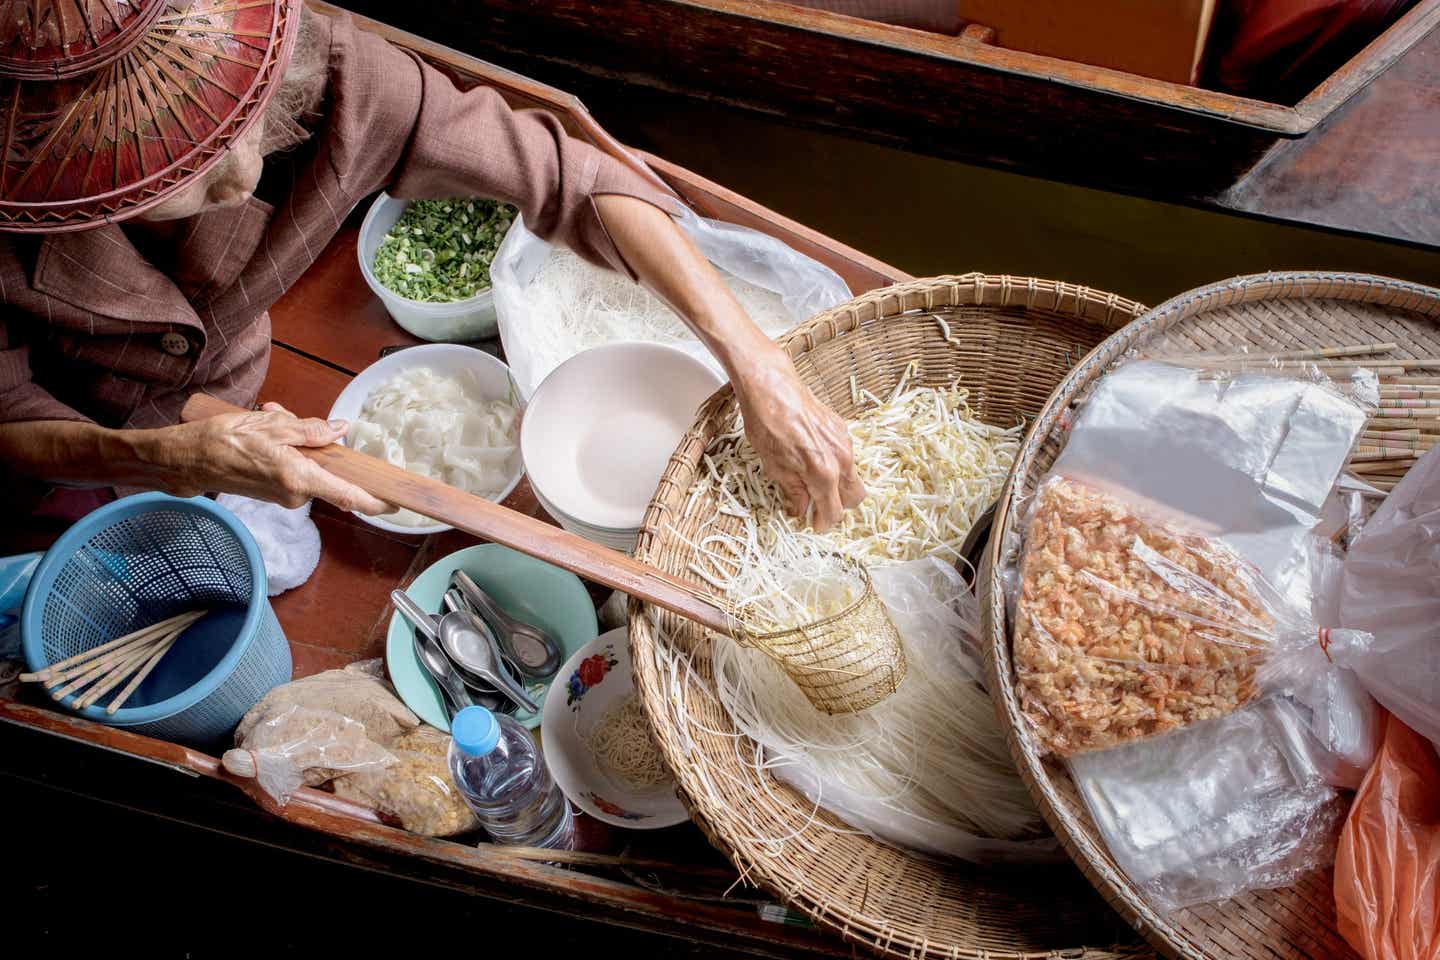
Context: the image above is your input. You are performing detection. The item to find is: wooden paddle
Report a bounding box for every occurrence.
[181,393,733,635]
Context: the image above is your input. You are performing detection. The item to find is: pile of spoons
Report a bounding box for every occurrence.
[391,571,563,721]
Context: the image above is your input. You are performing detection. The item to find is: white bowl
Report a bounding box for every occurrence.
[532,486,639,555]
[541,627,688,829]
[327,344,523,536]
[522,342,722,533]
[358,192,501,342]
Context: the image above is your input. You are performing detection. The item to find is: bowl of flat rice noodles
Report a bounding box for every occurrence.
[328,343,525,535]
[540,627,687,828]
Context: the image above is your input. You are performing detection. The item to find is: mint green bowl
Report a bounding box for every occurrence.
[385,544,598,730]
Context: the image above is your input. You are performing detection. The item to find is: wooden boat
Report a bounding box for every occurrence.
[333,0,1440,218]
[0,6,911,956]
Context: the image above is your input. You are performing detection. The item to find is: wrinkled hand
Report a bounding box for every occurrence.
[734,350,864,531]
[157,402,389,514]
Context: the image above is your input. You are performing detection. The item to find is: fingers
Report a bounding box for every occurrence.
[259,401,347,448]
[808,473,846,533]
[776,475,811,523]
[840,468,866,509]
[285,454,391,515]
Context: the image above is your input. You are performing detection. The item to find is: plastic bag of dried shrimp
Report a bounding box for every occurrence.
[1004,359,1382,911]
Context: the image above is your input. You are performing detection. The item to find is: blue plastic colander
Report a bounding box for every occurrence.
[21,493,292,744]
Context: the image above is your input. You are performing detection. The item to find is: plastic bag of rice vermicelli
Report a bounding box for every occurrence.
[709,556,1060,865]
[490,208,851,398]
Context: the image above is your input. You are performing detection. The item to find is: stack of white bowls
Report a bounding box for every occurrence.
[521,343,723,553]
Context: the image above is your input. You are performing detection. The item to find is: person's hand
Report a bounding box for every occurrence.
[732,347,864,531]
[149,402,390,514]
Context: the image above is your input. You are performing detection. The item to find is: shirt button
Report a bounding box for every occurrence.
[160,332,191,357]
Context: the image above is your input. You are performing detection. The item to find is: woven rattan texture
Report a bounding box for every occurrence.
[629,274,1153,960]
[982,272,1440,960]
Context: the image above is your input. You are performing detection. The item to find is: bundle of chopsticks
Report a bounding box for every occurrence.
[1152,341,1438,495]
[19,610,205,715]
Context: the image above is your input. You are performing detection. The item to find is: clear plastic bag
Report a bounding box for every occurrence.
[1070,696,1348,913]
[0,552,40,669]
[222,662,480,836]
[1338,447,1440,751]
[490,208,851,397]
[1009,360,1374,756]
[223,705,397,802]
[331,725,479,837]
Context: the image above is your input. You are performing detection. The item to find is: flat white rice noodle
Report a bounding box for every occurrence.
[351,367,519,526]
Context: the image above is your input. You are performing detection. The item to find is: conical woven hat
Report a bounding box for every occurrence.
[0,0,299,233]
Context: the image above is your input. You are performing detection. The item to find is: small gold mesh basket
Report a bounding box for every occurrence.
[734,562,905,716]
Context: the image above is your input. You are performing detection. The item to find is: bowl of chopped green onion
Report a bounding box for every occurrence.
[359,193,516,342]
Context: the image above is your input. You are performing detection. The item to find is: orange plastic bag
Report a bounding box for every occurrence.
[1335,712,1440,960]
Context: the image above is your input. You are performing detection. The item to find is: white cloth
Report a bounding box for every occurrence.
[216,494,322,596]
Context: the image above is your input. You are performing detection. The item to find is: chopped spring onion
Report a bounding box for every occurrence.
[373,198,514,302]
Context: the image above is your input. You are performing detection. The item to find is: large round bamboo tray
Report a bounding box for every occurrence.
[629,274,1154,960]
[981,272,1440,960]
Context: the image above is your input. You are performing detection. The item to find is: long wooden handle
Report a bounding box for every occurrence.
[182,393,733,635]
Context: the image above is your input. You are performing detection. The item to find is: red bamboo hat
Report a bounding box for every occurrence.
[0,0,299,232]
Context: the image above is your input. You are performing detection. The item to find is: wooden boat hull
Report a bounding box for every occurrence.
[331,0,1440,204]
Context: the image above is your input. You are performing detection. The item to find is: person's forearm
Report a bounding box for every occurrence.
[592,194,785,382]
[0,420,170,489]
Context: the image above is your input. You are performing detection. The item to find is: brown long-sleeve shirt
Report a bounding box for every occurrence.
[0,12,677,434]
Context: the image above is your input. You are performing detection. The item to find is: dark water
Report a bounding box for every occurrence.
[598,97,1440,307]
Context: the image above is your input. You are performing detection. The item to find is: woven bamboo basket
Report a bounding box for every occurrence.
[980,271,1440,960]
[628,274,1157,960]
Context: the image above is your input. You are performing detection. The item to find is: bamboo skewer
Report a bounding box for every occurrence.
[41,628,177,689]
[1352,450,1430,461]
[106,629,184,715]
[1379,387,1440,396]
[20,610,201,682]
[48,647,145,699]
[72,643,158,710]
[1369,417,1440,429]
[1196,363,1406,376]
[1153,342,1400,363]
[20,609,204,713]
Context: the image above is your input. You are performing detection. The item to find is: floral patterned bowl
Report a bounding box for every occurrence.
[540,627,688,829]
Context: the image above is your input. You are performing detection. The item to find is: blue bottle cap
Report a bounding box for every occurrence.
[451,706,500,756]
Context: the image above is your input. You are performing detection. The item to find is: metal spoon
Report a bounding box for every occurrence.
[451,570,562,680]
[391,590,475,720]
[441,591,523,714]
[438,610,539,713]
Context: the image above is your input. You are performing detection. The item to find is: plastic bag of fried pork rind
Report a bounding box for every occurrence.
[222,661,479,836]
[1007,359,1379,911]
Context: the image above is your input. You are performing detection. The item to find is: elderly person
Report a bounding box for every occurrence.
[0,1,862,531]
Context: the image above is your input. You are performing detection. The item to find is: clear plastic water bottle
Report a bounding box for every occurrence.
[448,705,574,849]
